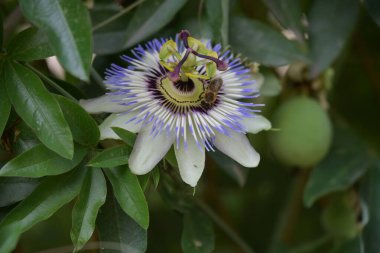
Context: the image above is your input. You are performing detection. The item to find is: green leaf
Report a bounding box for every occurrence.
[205,0,229,46]
[88,145,131,168]
[19,0,93,80]
[303,126,370,207]
[181,208,215,253]
[112,127,136,147]
[7,27,54,61]
[0,167,85,235]
[0,223,22,253]
[262,0,304,40]
[55,95,100,147]
[0,82,11,137]
[364,0,380,27]
[308,0,359,78]
[94,0,188,54]
[71,169,107,252]
[104,166,149,229]
[0,178,39,207]
[151,167,160,189]
[360,162,380,253]
[97,193,147,253]
[229,16,306,66]
[3,61,73,159]
[0,144,87,178]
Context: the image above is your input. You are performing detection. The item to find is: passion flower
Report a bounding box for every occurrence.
[80,30,271,186]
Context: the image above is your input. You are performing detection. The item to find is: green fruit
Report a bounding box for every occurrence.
[269,96,332,167]
[321,195,359,239]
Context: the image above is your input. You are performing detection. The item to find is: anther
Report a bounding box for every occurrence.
[179,30,190,48]
[190,50,229,71]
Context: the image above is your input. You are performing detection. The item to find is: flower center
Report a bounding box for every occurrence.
[157,76,205,109]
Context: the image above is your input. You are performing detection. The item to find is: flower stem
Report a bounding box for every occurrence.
[92,0,145,32]
[195,199,256,253]
[25,63,77,102]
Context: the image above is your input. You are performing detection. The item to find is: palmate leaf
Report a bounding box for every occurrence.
[181,207,215,253]
[308,0,359,78]
[0,80,11,137]
[104,166,149,229]
[88,145,132,168]
[205,0,229,47]
[0,178,39,207]
[2,62,74,159]
[7,27,54,61]
[0,167,86,252]
[19,0,93,80]
[229,16,306,66]
[56,95,100,147]
[0,144,87,178]
[97,193,147,253]
[94,0,188,54]
[3,61,74,159]
[303,125,371,207]
[71,168,107,252]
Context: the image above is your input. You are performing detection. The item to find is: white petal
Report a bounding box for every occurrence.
[175,135,205,187]
[129,124,175,175]
[241,115,272,134]
[214,132,260,167]
[79,94,128,114]
[99,112,142,140]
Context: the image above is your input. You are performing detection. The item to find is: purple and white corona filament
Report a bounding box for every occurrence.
[80,31,271,186]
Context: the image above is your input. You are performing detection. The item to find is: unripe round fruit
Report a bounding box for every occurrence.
[321,198,359,239]
[269,96,332,167]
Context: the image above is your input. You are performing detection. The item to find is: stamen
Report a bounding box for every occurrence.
[179,30,190,48]
[168,49,191,82]
[190,49,229,71]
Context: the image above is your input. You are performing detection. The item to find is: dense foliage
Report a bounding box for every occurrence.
[0,0,379,253]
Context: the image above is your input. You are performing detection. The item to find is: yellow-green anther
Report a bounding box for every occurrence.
[159,40,178,60]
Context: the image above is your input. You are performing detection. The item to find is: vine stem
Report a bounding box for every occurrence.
[92,0,145,32]
[195,199,256,253]
[25,63,77,102]
[90,66,107,90]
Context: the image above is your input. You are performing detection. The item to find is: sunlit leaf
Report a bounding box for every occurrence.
[182,207,215,253]
[0,178,39,207]
[97,193,147,253]
[56,95,100,147]
[71,169,107,252]
[88,145,131,168]
[205,0,229,46]
[19,0,93,80]
[229,16,306,66]
[7,27,53,61]
[3,61,73,159]
[0,144,87,178]
[304,126,370,207]
[104,166,149,229]
[308,0,359,78]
